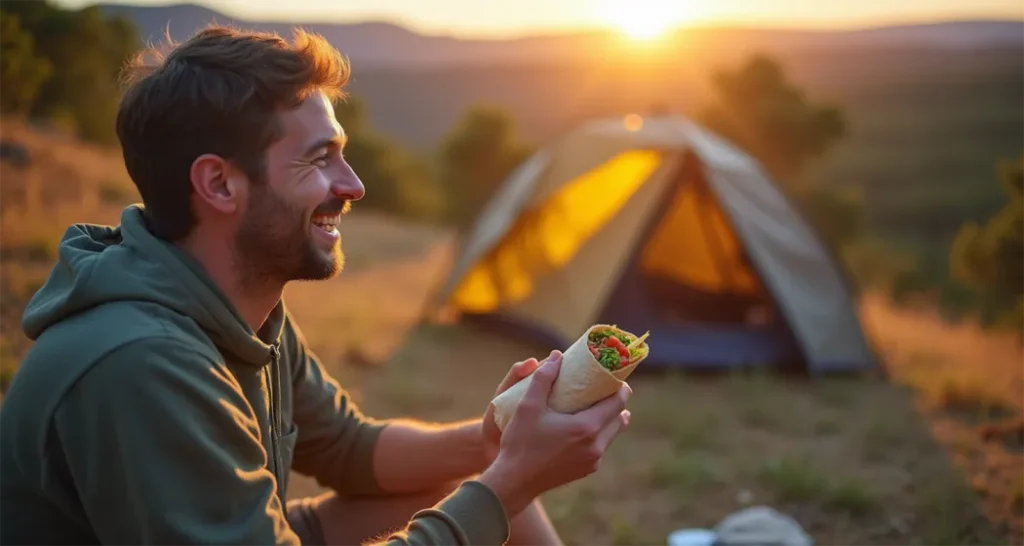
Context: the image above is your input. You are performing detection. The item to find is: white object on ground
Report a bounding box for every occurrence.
[713,506,812,545]
[666,506,813,546]
[667,529,717,546]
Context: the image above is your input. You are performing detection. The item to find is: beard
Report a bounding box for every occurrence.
[233,185,345,291]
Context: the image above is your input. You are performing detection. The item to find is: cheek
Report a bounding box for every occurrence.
[288,167,332,203]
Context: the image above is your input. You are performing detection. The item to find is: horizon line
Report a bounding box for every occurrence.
[74,1,1024,40]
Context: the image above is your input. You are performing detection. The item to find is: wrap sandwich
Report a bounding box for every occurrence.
[491,324,650,431]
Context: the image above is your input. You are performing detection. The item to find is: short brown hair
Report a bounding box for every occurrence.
[116,26,350,241]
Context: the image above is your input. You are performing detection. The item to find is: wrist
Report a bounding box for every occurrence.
[477,458,531,518]
[464,418,491,471]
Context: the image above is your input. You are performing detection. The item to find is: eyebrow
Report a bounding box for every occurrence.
[303,134,346,158]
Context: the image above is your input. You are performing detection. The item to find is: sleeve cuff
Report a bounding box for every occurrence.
[414,480,511,545]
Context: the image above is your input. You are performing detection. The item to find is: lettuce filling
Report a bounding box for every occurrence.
[587,327,648,371]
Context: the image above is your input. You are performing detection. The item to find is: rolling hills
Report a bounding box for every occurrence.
[95,3,1024,247]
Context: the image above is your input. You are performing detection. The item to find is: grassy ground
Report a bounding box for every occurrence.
[1,119,1021,544]
[278,215,1020,545]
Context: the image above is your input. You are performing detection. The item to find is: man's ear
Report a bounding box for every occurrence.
[190,153,245,214]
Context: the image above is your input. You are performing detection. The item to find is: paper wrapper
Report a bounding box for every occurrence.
[491,324,649,431]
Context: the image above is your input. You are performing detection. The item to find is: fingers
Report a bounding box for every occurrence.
[495,357,539,395]
[519,351,562,409]
[482,402,501,441]
[577,383,631,426]
[496,349,559,396]
[513,356,543,382]
[595,409,630,452]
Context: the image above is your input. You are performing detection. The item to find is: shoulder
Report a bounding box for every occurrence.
[80,334,223,389]
[56,334,257,440]
[30,300,220,367]
[12,301,226,419]
[60,334,244,421]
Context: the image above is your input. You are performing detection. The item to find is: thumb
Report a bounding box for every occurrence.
[522,350,561,403]
[482,402,500,442]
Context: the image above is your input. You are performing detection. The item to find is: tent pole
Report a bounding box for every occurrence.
[695,172,737,291]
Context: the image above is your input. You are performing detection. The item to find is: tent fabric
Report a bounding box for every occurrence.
[428,114,878,373]
[494,154,682,342]
[640,176,759,295]
[451,149,664,312]
[701,165,875,371]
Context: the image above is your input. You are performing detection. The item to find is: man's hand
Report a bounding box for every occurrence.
[478,354,632,517]
[481,354,547,465]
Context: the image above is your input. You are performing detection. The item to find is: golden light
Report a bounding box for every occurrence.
[623,114,644,132]
[598,0,694,41]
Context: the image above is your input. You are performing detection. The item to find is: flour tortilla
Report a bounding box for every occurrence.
[491,324,649,431]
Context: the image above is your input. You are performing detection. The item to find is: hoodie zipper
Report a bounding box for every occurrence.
[267,344,283,499]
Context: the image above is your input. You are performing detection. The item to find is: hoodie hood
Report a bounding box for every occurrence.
[22,205,284,366]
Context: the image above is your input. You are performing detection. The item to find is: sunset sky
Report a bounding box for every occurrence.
[57,0,1023,37]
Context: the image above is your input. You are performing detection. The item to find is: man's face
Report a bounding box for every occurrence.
[234,91,364,288]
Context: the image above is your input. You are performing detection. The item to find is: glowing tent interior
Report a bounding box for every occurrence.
[424,115,878,374]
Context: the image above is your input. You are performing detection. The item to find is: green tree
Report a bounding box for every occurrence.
[334,97,443,222]
[1,1,139,143]
[800,183,864,254]
[439,106,532,229]
[700,55,846,185]
[699,54,860,252]
[949,154,1024,331]
[0,12,53,115]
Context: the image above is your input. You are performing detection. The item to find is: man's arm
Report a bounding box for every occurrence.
[371,418,489,494]
[285,315,389,495]
[53,337,298,545]
[285,316,488,495]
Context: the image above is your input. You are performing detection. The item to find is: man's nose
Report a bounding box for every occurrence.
[330,162,365,201]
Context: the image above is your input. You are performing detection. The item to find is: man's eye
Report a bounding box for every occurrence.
[313,154,330,166]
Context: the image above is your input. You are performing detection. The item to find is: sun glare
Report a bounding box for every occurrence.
[599,0,692,41]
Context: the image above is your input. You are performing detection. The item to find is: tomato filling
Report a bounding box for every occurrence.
[587,328,649,371]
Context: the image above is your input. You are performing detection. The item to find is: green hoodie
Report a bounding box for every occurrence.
[0,205,509,545]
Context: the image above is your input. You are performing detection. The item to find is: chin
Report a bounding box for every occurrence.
[294,246,344,282]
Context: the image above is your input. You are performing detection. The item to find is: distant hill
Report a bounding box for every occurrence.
[95,3,1023,67]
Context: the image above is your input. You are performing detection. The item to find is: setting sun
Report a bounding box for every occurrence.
[598,0,694,40]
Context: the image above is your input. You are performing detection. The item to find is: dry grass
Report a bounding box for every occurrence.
[861,294,1022,418]
[861,294,1024,542]
[1,121,139,380]
[1,119,1020,544]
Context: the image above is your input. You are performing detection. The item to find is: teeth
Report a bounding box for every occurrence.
[312,214,342,227]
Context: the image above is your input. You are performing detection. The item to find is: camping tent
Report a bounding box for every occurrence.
[424,114,878,374]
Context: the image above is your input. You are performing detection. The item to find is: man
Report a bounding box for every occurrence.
[0,27,632,545]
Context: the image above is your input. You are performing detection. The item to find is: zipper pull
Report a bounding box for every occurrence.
[269,343,283,434]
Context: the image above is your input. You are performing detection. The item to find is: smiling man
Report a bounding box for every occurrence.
[0,26,634,546]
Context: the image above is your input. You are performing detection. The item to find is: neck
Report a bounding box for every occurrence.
[176,235,283,333]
